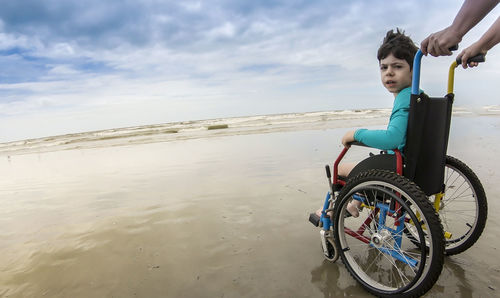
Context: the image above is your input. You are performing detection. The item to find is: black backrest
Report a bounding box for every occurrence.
[403,93,454,195]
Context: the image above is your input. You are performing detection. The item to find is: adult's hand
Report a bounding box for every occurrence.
[457,42,487,68]
[421,27,462,56]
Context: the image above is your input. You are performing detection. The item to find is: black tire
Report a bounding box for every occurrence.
[332,170,444,298]
[437,155,487,255]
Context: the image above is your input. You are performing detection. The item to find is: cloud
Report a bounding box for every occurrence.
[0,0,499,141]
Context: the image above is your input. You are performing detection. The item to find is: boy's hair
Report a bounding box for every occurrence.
[377,28,418,69]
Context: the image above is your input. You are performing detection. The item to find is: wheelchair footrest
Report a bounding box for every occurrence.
[309,213,321,227]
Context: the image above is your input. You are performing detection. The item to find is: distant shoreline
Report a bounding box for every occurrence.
[1,106,499,156]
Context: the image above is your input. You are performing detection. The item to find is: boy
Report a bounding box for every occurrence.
[316,28,419,218]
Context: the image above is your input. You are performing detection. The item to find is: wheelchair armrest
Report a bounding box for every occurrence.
[349,141,391,155]
[349,141,392,154]
[349,141,369,148]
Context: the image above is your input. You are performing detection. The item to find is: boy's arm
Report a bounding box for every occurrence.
[354,111,408,150]
[342,130,356,147]
[353,89,411,150]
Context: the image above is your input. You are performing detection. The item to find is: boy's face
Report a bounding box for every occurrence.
[379,53,412,96]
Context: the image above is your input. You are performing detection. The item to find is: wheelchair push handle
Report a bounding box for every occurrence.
[447,48,485,94]
[411,46,459,95]
[449,44,486,65]
[413,45,486,95]
[456,53,486,65]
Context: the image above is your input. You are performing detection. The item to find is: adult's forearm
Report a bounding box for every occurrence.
[477,16,500,51]
[450,0,499,38]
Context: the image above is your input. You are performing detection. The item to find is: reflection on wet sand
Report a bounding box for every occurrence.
[1,116,499,297]
[310,260,362,297]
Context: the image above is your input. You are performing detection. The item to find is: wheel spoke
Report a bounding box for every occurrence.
[334,172,442,296]
[434,156,486,255]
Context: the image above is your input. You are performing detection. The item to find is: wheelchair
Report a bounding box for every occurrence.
[309,49,488,297]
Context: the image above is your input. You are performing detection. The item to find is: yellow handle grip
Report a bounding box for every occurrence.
[447,61,458,94]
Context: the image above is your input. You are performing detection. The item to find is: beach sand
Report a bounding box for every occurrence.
[0,114,499,297]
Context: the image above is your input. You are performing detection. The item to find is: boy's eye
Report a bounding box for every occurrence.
[380,66,387,70]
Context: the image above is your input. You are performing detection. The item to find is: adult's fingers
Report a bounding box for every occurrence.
[427,40,451,57]
[420,37,430,55]
[459,51,470,68]
[423,29,460,57]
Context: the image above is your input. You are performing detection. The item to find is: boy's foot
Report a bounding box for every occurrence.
[315,208,322,217]
[346,201,361,218]
[315,208,334,218]
[313,205,358,222]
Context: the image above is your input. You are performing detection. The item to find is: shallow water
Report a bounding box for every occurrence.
[0,116,499,297]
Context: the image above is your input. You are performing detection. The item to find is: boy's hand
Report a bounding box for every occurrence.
[342,130,356,148]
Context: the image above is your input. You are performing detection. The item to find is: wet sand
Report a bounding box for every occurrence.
[1,115,499,297]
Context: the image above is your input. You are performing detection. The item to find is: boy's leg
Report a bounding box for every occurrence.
[315,162,357,217]
[346,154,398,217]
[339,162,356,177]
[314,155,396,219]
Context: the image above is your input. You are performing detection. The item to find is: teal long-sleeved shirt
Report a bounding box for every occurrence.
[354,87,415,151]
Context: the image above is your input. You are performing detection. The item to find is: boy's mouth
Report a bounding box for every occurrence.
[386,80,397,86]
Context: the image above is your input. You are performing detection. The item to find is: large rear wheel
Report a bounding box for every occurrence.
[333,170,444,298]
[435,155,487,255]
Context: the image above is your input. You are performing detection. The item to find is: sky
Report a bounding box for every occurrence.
[0,0,499,142]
